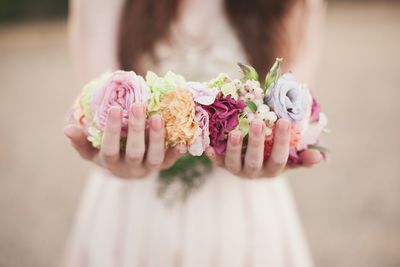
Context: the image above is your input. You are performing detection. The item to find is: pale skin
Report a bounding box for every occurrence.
[66,0,323,179]
[64,104,322,179]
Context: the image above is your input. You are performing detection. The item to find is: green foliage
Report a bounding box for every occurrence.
[264,58,283,92]
[158,154,213,204]
[246,101,257,112]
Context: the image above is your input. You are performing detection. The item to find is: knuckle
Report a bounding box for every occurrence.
[226,164,241,174]
[248,137,264,146]
[247,158,263,169]
[147,158,164,169]
[265,171,280,178]
[129,119,144,132]
[128,168,149,179]
[274,135,290,147]
[245,160,262,174]
[150,133,164,143]
[105,127,120,136]
[245,170,259,179]
[269,156,287,168]
[225,158,241,174]
[126,149,145,162]
[101,150,119,164]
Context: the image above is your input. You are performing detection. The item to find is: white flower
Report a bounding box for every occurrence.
[244,93,255,101]
[254,99,264,106]
[266,111,277,123]
[265,127,273,136]
[255,104,270,120]
[254,87,264,99]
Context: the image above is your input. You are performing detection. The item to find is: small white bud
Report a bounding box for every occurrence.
[257,104,270,113]
[239,86,247,96]
[254,87,264,99]
[266,111,278,123]
[232,79,242,89]
[254,99,264,106]
[245,80,261,88]
[265,127,273,136]
[244,93,255,101]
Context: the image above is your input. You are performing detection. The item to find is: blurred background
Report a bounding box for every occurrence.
[0,0,399,266]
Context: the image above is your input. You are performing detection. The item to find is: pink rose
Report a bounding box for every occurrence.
[92,71,150,137]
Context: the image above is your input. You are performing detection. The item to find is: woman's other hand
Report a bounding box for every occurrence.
[205,118,322,178]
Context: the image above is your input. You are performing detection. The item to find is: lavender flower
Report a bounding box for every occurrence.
[265,73,309,122]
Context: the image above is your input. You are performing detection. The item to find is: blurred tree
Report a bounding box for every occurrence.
[0,0,68,22]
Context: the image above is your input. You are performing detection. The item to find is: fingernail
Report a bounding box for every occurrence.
[132,103,144,118]
[251,120,263,136]
[277,119,290,134]
[151,115,163,131]
[109,106,121,120]
[230,132,241,145]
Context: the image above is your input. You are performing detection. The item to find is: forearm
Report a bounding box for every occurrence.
[68,0,124,85]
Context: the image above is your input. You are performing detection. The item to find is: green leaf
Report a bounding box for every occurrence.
[237,62,259,81]
[308,145,329,153]
[264,58,283,92]
[246,101,257,112]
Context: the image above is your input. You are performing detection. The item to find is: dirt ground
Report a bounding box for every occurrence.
[0,2,399,267]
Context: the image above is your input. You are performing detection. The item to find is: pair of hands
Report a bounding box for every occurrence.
[64,103,322,179]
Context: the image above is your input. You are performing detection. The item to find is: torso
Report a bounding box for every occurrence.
[65,1,318,265]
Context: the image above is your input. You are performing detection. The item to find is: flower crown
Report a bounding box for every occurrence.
[68,58,328,166]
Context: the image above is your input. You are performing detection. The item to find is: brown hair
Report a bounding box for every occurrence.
[118,0,305,77]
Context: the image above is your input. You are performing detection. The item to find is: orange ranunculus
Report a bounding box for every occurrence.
[159,89,198,148]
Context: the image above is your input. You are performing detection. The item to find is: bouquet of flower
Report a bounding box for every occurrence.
[68,58,328,166]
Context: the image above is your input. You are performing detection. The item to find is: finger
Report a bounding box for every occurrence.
[64,124,96,160]
[145,115,165,169]
[205,147,224,167]
[265,119,291,177]
[125,103,146,167]
[299,149,322,167]
[161,146,186,170]
[244,119,265,177]
[224,130,243,174]
[100,106,122,166]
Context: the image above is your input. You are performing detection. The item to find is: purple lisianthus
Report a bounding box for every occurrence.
[202,95,245,154]
[265,73,309,122]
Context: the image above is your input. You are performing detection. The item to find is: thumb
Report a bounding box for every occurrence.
[64,125,96,160]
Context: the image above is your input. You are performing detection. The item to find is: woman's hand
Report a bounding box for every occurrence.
[64,103,185,179]
[205,119,322,179]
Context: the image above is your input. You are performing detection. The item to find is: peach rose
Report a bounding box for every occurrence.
[159,89,198,148]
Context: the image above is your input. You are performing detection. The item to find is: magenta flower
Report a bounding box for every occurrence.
[202,95,245,154]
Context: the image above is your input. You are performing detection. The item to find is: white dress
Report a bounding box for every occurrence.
[65,5,315,267]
